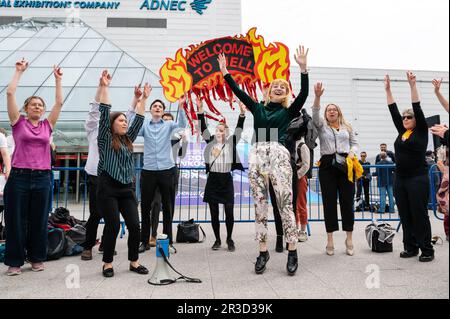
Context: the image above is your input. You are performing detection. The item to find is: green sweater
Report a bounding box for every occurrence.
[224,73,309,146]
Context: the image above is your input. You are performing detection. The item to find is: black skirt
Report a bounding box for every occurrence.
[203,172,234,204]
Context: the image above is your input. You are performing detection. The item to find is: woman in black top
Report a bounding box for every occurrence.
[96,70,150,277]
[384,72,434,262]
[197,98,246,252]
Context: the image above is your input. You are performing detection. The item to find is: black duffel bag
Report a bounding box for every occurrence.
[176,219,206,243]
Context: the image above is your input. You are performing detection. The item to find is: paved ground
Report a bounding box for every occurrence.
[1,217,448,299]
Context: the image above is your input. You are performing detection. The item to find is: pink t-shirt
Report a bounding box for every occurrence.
[11,116,53,170]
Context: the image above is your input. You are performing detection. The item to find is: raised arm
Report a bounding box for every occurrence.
[385,75,404,134]
[289,45,310,117]
[127,83,149,142]
[233,101,247,144]
[171,95,188,130]
[407,72,427,131]
[196,97,212,143]
[47,66,64,129]
[85,76,107,134]
[312,82,325,129]
[98,70,113,142]
[218,53,259,112]
[6,59,28,126]
[433,78,449,113]
[1,147,11,180]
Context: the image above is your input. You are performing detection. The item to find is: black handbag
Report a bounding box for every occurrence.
[331,129,348,174]
[176,219,206,243]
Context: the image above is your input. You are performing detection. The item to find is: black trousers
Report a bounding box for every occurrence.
[395,174,434,256]
[150,167,180,238]
[269,162,298,237]
[356,179,371,208]
[319,155,355,233]
[209,203,234,241]
[97,174,140,264]
[81,175,104,250]
[141,168,176,245]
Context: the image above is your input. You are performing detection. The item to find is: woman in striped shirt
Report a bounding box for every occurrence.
[96,70,149,278]
[197,98,246,252]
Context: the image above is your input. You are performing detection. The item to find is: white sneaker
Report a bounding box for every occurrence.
[298,231,308,242]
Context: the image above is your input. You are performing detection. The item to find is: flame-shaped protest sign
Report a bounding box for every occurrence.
[159,28,291,130]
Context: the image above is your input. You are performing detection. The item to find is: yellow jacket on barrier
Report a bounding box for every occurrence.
[347,157,364,183]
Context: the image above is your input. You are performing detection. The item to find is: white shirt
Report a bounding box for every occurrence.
[84,102,100,176]
[0,133,7,149]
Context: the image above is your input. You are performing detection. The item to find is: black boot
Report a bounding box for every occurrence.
[287,250,298,276]
[275,235,283,253]
[255,251,270,274]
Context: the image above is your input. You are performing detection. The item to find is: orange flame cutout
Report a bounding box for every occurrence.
[255,42,290,84]
[159,48,193,103]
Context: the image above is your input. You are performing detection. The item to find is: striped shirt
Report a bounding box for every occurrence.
[209,143,233,173]
[97,103,144,184]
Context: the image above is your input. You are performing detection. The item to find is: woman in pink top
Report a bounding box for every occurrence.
[3,59,63,276]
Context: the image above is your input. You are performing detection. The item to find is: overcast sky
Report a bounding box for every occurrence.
[241,0,449,71]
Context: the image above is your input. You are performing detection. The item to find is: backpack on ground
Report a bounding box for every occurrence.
[47,228,67,261]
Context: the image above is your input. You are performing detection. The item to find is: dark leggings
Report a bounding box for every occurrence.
[209,203,234,242]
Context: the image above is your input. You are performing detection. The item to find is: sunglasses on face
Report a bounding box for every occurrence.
[402,116,414,121]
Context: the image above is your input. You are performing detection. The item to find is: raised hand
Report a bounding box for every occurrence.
[134,84,143,100]
[432,78,442,94]
[53,65,63,81]
[294,45,309,72]
[430,124,448,139]
[406,71,417,87]
[314,82,325,98]
[217,53,228,75]
[384,75,391,91]
[100,70,112,87]
[196,96,204,113]
[15,58,29,72]
[143,83,152,99]
[238,100,247,115]
[178,94,187,108]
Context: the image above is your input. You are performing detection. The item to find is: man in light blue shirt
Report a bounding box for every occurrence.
[129,96,187,252]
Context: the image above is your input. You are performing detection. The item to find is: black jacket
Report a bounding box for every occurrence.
[198,113,245,174]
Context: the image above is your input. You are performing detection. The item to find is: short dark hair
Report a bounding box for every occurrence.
[162,113,174,120]
[150,99,166,110]
[361,152,367,156]
[380,143,387,146]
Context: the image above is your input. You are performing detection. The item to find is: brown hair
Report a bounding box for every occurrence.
[22,96,46,112]
[150,99,166,110]
[163,113,174,120]
[110,112,133,153]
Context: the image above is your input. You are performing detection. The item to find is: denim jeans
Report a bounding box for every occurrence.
[379,185,395,213]
[4,168,52,267]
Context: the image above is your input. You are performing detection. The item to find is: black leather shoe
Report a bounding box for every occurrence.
[255,252,270,275]
[102,266,114,278]
[130,264,149,275]
[400,250,419,258]
[227,239,235,252]
[139,243,151,254]
[211,240,221,251]
[275,236,283,253]
[419,254,435,262]
[287,250,298,276]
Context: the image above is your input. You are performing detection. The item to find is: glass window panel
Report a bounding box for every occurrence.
[20,37,53,51]
[47,38,78,51]
[0,38,29,51]
[83,29,102,39]
[117,54,142,68]
[0,51,11,63]
[0,51,41,66]
[19,68,53,86]
[72,38,103,52]
[58,27,88,38]
[35,26,65,38]
[34,86,72,107]
[111,68,145,87]
[63,88,95,111]
[76,68,108,87]
[99,40,121,52]
[42,68,84,87]
[9,28,37,38]
[0,67,15,86]
[60,52,95,67]
[143,69,161,87]
[108,87,135,111]
[0,27,16,37]
[89,52,122,68]
[0,86,39,108]
[32,52,68,67]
